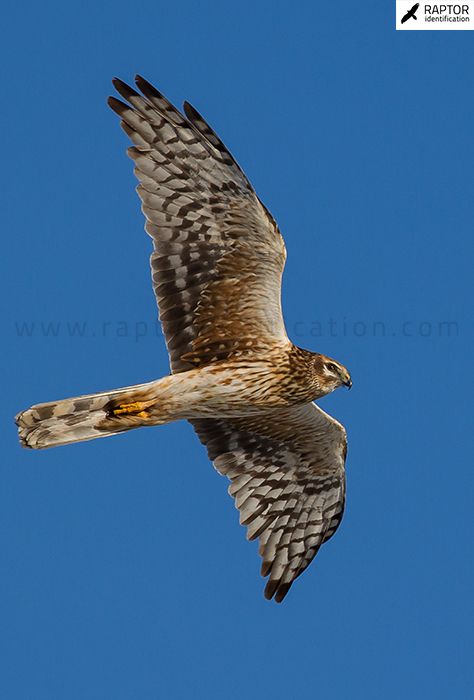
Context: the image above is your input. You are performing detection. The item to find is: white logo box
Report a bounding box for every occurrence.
[396,1,474,29]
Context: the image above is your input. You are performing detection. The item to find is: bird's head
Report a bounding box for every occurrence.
[312,354,352,396]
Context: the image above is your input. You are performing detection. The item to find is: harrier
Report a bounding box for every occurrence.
[16,77,352,602]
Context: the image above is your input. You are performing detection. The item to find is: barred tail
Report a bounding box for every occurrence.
[15,380,159,450]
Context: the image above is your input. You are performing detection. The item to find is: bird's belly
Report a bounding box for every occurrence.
[145,358,313,423]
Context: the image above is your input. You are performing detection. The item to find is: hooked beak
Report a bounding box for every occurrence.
[343,373,352,390]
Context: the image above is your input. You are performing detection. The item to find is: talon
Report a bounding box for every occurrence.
[111,400,156,417]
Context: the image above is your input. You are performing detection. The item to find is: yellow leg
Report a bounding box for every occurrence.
[111,399,156,418]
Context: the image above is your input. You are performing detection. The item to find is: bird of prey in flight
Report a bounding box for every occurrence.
[16,77,352,602]
[401,2,420,23]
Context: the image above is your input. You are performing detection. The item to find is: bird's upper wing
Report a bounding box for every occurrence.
[191,402,347,602]
[108,76,288,373]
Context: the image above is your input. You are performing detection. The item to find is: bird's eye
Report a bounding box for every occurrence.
[326,363,338,373]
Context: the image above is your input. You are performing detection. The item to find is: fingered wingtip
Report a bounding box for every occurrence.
[134,75,166,102]
[263,576,292,603]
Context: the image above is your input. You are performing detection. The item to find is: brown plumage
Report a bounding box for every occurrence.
[15,76,352,602]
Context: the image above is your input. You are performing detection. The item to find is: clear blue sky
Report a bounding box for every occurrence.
[2,2,473,698]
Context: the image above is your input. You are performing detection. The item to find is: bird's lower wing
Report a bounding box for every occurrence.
[191,403,347,602]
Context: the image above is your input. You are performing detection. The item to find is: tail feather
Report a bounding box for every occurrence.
[16,381,158,450]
